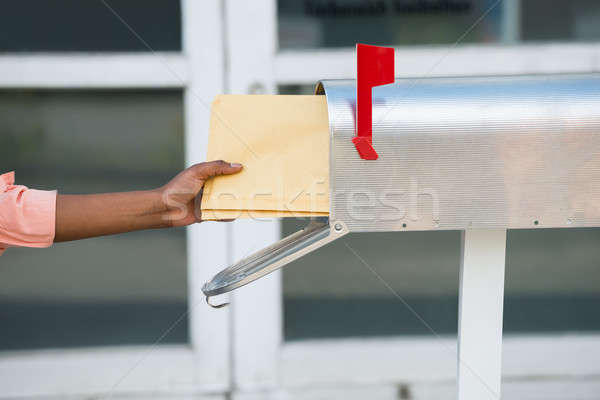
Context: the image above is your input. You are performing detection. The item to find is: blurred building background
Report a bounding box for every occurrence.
[1,1,600,399]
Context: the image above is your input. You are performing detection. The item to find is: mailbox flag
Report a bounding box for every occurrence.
[355,43,395,160]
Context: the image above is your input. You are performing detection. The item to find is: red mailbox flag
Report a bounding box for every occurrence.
[354,43,395,160]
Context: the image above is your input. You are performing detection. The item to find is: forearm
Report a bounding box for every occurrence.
[54,190,169,242]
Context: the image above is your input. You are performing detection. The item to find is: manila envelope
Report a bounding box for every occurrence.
[200,95,330,220]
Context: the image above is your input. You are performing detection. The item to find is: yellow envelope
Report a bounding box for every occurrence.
[200,95,330,220]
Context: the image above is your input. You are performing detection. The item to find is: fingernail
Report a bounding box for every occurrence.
[230,163,243,168]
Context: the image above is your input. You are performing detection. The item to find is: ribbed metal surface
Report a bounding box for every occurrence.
[317,74,600,232]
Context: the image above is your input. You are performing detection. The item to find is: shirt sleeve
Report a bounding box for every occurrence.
[0,171,57,255]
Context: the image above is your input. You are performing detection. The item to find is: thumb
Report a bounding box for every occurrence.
[193,160,243,180]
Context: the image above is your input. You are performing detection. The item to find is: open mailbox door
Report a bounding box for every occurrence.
[202,218,348,303]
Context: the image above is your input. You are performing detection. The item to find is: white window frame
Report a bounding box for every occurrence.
[1,0,600,398]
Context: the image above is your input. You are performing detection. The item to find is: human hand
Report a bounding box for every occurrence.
[53,160,242,242]
[159,160,243,227]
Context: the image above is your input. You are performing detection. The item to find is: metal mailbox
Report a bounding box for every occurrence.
[203,73,600,299]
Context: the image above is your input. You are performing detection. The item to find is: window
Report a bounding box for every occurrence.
[283,225,461,340]
[522,0,600,42]
[0,0,181,52]
[0,89,187,350]
[283,224,600,341]
[278,0,504,49]
[278,0,600,50]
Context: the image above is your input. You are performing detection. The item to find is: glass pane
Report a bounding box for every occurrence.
[0,0,180,52]
[283,221,461,340]
[283,221,600,341]
[504,228,600,333]
[0,89,187,350]
[278,0,600,50]
[521,0,600,42]
[278,0,504,49]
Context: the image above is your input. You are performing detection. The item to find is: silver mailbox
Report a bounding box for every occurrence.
[203,73,600,301]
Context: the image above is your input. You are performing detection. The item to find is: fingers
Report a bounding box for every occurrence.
[193,160,243,180]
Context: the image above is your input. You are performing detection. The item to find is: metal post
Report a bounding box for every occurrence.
[458,229,507,400]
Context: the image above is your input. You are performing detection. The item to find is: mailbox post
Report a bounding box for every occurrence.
[204,73,600,399]
[459,229,506,400]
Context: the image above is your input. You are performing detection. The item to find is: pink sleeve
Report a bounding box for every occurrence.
[0,171,57,255]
